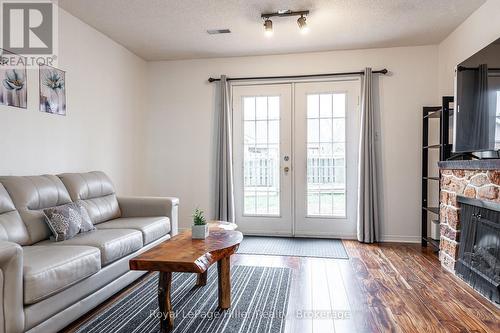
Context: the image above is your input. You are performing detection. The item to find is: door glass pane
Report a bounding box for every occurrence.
[268,96,280,120]
[307,94,319,118]
[243,96,280,215]
[320,94,333,117]
[306,93,346,216]
[256,97,267,120]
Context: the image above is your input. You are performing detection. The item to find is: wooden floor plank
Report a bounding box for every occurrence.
[337,259,379,333]
[284,257,313,333]
[310,259,336,332]
[325,262,355,333]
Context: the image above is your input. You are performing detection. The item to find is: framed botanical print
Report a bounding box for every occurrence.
[0,49,27,109]
[39,64,66,115]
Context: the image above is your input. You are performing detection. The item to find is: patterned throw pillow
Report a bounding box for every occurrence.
[43,201,95,241]
[75,200,95,232]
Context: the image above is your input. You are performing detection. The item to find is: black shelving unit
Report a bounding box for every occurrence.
[422,96,454,250]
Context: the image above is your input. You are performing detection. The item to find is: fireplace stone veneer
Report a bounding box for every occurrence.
[438,160,500,272]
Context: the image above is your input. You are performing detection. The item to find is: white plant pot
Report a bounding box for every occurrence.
[192,224,209,239]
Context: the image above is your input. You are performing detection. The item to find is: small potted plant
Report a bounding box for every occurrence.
[192,208,209,239]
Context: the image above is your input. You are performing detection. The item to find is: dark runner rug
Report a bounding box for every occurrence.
[74,265,291,333]
[237,236,349,259]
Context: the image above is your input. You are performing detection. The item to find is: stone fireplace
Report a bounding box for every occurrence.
[438,160,500,303]
[438,160,500,272]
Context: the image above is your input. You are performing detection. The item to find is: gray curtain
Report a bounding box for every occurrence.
[215,75,235,222]
[357,68,380,243]
[471,64,489,149]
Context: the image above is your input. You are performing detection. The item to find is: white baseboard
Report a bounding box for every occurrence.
[378,235,421,243]
[293,231,357,239]
[180,227,420,243]
[238,228,357,239]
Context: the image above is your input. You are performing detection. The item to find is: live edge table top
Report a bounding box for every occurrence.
[129,221,243,274]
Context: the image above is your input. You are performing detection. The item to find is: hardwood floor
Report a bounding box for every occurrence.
[61,241,500,333]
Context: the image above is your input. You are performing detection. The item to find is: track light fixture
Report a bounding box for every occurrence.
[263,19,273,36]
[261,10,309,36]
[297,15,308,33]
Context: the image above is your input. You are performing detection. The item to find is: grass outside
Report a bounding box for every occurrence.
[244,192,345,216]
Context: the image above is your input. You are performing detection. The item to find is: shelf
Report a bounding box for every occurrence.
[423,108,455,119]
[423,144,443,149]
[422,237,440,250]
[423,143,452,149]
[422,206,440,215]
[422,96,453,253]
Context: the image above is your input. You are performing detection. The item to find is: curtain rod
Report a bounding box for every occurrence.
[208,68,388,82]
[457,66,500,71]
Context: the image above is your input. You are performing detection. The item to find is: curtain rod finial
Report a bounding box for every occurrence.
[208,77,216,82]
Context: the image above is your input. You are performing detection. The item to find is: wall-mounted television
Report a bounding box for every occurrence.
[454,37,500,154]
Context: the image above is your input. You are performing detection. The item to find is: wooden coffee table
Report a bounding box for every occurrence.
[129,221,243,332]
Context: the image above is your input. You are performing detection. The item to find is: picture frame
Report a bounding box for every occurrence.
[39,64,66,116]
[0,49,27,109]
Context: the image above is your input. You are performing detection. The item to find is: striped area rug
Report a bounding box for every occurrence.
[237,236,349,259]
[74,265,291,333]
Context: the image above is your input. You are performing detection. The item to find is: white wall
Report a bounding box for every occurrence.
[438,0,500,96]
[0,9,147,194]
[144,45,439,241]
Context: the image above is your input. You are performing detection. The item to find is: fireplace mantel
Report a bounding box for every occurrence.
[439,159,500,170]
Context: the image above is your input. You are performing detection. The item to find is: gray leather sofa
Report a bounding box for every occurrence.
[0,171,178,333]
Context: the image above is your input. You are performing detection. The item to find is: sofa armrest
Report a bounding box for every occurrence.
[117,197,179,236]
[0,241,24,333]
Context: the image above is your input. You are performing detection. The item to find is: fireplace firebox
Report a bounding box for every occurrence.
[456,196,500,304]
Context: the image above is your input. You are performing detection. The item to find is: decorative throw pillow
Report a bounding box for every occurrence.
[43,202,95,241]
[75,200,95,232]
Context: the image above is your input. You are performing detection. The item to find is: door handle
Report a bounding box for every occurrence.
[284,166,290,173]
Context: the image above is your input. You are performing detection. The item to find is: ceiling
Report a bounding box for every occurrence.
[58,0,486,61]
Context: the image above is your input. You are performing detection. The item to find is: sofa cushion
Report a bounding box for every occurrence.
[39,229,143,265]
[0,183,29,244]
[97,217,170,245]
[58,172,121,224]
[0,175,72,245]
[43,201,95,242]
[23,245,101,304]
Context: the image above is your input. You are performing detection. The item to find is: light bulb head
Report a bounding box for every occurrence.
[297,15,308,33]
[264,19,273,36]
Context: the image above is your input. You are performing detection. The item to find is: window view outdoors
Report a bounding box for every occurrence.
[307,93,346,216]
[243,96,280,215]
[242,93,347,217]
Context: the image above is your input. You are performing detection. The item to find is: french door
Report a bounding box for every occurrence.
[233,84,293,235]
[294,81,360,237]
[232,80,360,238]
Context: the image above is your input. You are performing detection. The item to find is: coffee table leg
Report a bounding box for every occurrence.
[158,272,174,332]
[217,256,231,309]
[197,271,207,286]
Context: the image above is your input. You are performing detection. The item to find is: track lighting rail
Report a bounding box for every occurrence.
[261,10,309,19]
